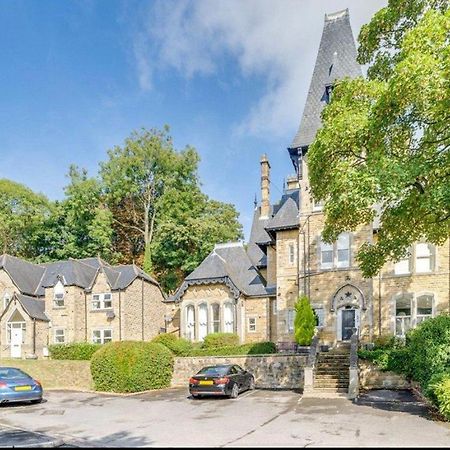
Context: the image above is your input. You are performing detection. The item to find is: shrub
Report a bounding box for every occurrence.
[373,335,405,350]
[294,296,315,346]
[151,333,193,356]
[90,341,173,393]
[406,314,450,387]
[358,347,410,374]
[426,372,450,420]
[202,333,239,349]
[189,342,277,357]
[49,343,102,360]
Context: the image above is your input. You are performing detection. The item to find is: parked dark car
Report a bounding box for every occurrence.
[189,364,255,399]
[0,367,43,405]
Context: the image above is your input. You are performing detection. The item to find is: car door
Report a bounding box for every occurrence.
[233,365,246,390]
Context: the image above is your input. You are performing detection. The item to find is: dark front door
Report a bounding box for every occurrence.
[342,309,356,341]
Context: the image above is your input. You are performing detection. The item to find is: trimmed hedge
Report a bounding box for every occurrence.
[202,333,239,349]
[358,348,410,374]
[188,342,277,357]
[49,343,102,361]
[151,333,193,356]
[90,341,173,393]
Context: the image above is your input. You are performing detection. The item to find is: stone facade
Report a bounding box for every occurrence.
[0,259,167,359]
[359,361,410,390]
[172,354,307,389]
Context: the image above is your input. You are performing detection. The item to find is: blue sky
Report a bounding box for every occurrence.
[0,0,386,239]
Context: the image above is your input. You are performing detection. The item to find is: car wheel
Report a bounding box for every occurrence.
[249,377,255,390]
[191,394,199,399]
[230,383,239,399]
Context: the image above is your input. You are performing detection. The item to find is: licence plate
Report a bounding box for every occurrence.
[199,380,214,386]
[15,386,32,391]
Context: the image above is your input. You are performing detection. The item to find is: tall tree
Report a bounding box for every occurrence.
[0,179,52,258]
[308,1,450,277]
[35,166,115,262]
[100,127,199,272]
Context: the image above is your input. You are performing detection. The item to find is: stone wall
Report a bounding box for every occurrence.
[171,354,307,389]
[359,361,410,390]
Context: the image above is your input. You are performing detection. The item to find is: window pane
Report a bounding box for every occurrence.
[322,250,333,264]
[314,309,325,327]
[92,330,101,344]
[416,257,431,273]
[396,297,412,316]
[395,317,411,337]
[416,243,431,258]
[287,309,295,333]
[394,258,410,275]
[337,249,349,267]
[224,304,234,333]
[103,330,112,343]
[103,297,112,308]
[417,295,433,315]
[337,233,350,250]
[211,304,220,333]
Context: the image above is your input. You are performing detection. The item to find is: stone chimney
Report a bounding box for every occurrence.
[260,154,271,219]
[286,175,299,190]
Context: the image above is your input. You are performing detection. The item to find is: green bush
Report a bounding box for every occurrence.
[406,314,450,387]
[426,372,450,420]
[202,333,239,349]
[358,347,410,374]
[151,333,193,356]
[189,342,277,357]
[90,341,174,393]
[49,343,102,360]
[373,335,405,350]
[294,296,315,346]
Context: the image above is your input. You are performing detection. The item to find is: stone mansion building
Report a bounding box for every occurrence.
[0,254,166,359]
[169,9,450,347]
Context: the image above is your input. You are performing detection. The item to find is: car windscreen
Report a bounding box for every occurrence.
[0,368,28,379]
[196,366,230,377]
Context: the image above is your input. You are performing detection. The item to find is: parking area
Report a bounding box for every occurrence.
[0,388,448,447]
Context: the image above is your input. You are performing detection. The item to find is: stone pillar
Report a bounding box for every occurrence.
[260,154,271,219]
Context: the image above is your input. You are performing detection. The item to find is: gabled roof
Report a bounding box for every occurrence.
[265,190,300,232]
[290,9,362,149]
[173,242,271,302]
[0,255,46,297]
[247,206,273,267]
[0,293,50,322]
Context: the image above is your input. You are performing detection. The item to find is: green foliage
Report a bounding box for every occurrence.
[405,314,450,387]
[426,372,450,420]
[151,333,193,356]
[358,348,410,374]
[49,343,102,360]
[201,333,240,349]
[90,341,173,393]
[188,342,276,357]
[373,334,406,350]
[0,179,52,258]
[308,4,450,277]
[294,296,315,346]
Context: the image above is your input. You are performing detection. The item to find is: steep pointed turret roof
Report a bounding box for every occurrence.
[290,9,362,149]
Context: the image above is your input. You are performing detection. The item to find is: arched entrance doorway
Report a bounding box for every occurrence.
[331,284,365,342]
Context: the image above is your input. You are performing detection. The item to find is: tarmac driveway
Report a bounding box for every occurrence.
[0,388,448,447]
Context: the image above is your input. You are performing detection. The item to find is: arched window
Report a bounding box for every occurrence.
[211,304,220,333]
[395,295,412,337]
[185,305,195,341]
[224,303,234,333]
[198,303,208,342]
[416,294,433,325]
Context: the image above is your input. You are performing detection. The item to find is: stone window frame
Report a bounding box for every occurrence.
[415,243,436,274]
[53,328,66,344]
[2,292,11,311]
[210,303,221,334]
[287,241,296,266]
[247,316,257,333]
[391,292,436,337]
[318,232,352,270]
[92,328,113,344]
[91,293,113,310]
[53,280,66,308]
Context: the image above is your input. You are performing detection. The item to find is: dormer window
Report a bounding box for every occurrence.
[54,281,65,308]
[325,84,334,104]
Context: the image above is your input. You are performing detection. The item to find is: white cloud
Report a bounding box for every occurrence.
[133,0,387,138]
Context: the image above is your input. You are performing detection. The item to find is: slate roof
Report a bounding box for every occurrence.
[0,254,162,298]
[0,255,46,297]
[16,294,49,322]
[290,9,362,149]
[265,190,300,231]
[247,206,273,267]
[173,242,271,301]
